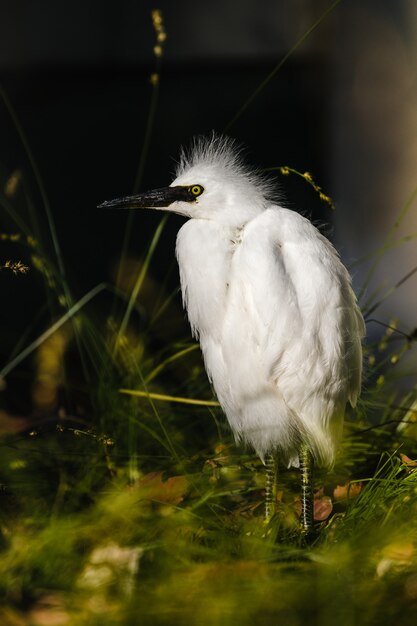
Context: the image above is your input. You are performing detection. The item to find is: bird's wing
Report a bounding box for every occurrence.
[220,208,304,400]
[227,207,364,463]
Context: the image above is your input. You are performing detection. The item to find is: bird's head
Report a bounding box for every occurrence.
[99,135,276,227]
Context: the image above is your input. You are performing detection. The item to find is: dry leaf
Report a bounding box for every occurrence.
[333,482,362,501]
[136,472,188,505]
[400,453,417,468]
[313,495,333,521]
[294,491,333,521]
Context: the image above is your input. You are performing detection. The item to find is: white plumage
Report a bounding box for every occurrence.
[172,136,365,467]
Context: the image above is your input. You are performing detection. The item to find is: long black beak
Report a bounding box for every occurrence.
[98,186,194,209]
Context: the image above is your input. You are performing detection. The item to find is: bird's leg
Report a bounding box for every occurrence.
[299,443,314,537]
[264,453,277,523]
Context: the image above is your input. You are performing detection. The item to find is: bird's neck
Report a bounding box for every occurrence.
[175,219,237,340]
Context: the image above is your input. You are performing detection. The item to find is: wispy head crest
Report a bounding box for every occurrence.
[177,134,243,175]
[175,133,278,203]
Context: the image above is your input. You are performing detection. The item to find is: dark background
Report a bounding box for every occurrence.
[0,0,416,388]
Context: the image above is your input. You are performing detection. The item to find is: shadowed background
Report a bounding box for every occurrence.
[0,0,416,413]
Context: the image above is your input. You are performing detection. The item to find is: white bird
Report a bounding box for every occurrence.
[100,135,365,535]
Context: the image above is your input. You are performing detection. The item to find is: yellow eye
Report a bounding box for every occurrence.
[189,185,204,197]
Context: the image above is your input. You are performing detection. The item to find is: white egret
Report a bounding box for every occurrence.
[100,135,365,536]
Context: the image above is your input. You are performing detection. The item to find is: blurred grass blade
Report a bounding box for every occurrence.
[144,344,199,384]
[115,215,168,353]
[225,0,342,131]
[0,85,71,305]
[119,388,220,407]
[364,264,417,318]
[114,12,166,296]
[357,183,417,302]
[0,283,108,379]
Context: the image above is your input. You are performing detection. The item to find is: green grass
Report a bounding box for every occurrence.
[1,401,417,625]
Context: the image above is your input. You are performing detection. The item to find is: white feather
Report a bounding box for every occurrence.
[172,136,365,467]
